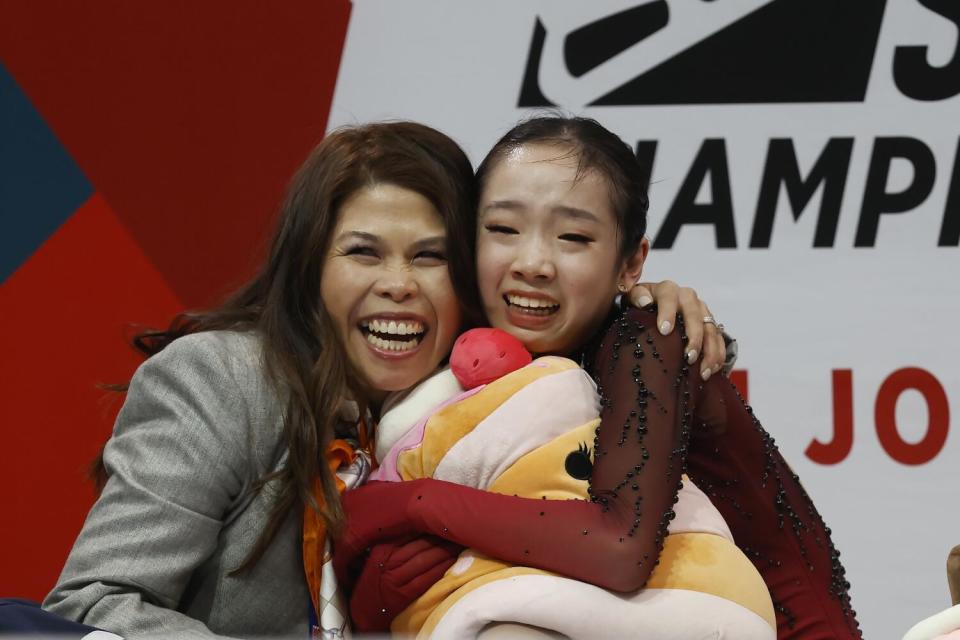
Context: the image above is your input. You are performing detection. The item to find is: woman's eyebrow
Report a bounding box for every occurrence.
[410,236,447,251]
[338,230,379,243]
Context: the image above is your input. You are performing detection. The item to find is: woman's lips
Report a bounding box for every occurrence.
[358,315,428,358]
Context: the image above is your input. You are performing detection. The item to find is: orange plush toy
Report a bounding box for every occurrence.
[368,328,774,640]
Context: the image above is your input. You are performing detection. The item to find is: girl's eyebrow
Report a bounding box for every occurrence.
[553,205,600,223]
[482,201,600,223]
[482,199,524,215]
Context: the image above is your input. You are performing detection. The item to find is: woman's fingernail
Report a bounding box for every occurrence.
[701,367,713,381]
[686,349,698,364]
[638,296,653,307]
[659,321,671,335]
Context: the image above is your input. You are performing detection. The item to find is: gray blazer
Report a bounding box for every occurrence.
[44,331,313,638]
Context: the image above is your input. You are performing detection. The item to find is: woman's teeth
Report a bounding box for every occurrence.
[361,319,426,352]
[366,334,419,351]
[366,319,424,335]
[506,294,559,315]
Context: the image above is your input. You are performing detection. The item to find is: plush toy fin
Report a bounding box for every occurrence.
[376,367,463,463]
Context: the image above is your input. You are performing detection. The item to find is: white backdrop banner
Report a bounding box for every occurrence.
[328,1,959,637]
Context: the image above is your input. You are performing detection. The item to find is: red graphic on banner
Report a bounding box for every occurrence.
[0,1,351,600]
[0,195,183,599]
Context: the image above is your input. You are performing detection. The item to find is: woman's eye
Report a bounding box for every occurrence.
[485,224,519,235]
[413,251,447,265]
[559,233,593,244]
[344,245,378,258]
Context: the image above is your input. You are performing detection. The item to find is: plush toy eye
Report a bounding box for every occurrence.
[565,442,593,480]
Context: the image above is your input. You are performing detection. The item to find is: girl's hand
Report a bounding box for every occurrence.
[349,536,463,632]
[627,280,728,380]
[333,479,427,590]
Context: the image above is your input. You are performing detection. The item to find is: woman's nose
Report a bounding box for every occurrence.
[372,268,419,302]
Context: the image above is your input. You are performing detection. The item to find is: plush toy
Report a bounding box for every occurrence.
[372,328,775,639]
[903,546,960,639]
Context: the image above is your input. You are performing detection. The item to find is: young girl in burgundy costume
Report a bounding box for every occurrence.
[334,118,860,640]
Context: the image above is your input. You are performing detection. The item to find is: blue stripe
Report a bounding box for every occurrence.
[0,63,93,284]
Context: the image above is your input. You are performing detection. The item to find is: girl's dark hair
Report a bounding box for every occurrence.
[475,116,648,258]
[94,121,481,571]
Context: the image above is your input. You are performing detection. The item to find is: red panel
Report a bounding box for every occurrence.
[0,1,352,308]
[0,194,184,601]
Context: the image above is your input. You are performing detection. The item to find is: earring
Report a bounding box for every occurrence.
[617,283,628,293]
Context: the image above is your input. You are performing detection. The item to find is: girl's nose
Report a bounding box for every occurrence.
[511,240,556,281]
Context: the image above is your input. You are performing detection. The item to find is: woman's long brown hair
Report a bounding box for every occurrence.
[93,122,482,571]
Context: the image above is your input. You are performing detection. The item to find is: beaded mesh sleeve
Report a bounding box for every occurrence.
[399,307,701,594]
[594,307,860,638]
[346,307,861,639]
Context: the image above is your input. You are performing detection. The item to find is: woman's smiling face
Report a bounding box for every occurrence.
[477,143,645,355]
[320,183,462,403]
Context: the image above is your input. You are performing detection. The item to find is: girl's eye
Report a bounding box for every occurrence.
[485,224,519,235]
[559,233,593,244]
[414,251,447,265]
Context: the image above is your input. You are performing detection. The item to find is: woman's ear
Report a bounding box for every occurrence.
[618,237,649,289]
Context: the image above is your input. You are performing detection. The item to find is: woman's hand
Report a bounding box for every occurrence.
[627,280,727,380]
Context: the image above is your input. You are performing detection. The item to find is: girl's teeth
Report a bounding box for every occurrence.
[507,295,557,310]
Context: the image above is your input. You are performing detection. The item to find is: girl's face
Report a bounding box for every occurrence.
[320,183,462,403]
[477,143,646,355]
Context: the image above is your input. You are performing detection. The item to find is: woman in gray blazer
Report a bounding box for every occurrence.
[43,122,484,638]
[43,120,722,639]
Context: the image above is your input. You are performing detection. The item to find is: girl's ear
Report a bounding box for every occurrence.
[618,237,649,289]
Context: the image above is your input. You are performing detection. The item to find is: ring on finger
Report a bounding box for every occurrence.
[703,315,725,333]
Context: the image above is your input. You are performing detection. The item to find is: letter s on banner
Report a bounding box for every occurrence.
[892,0,960,101]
